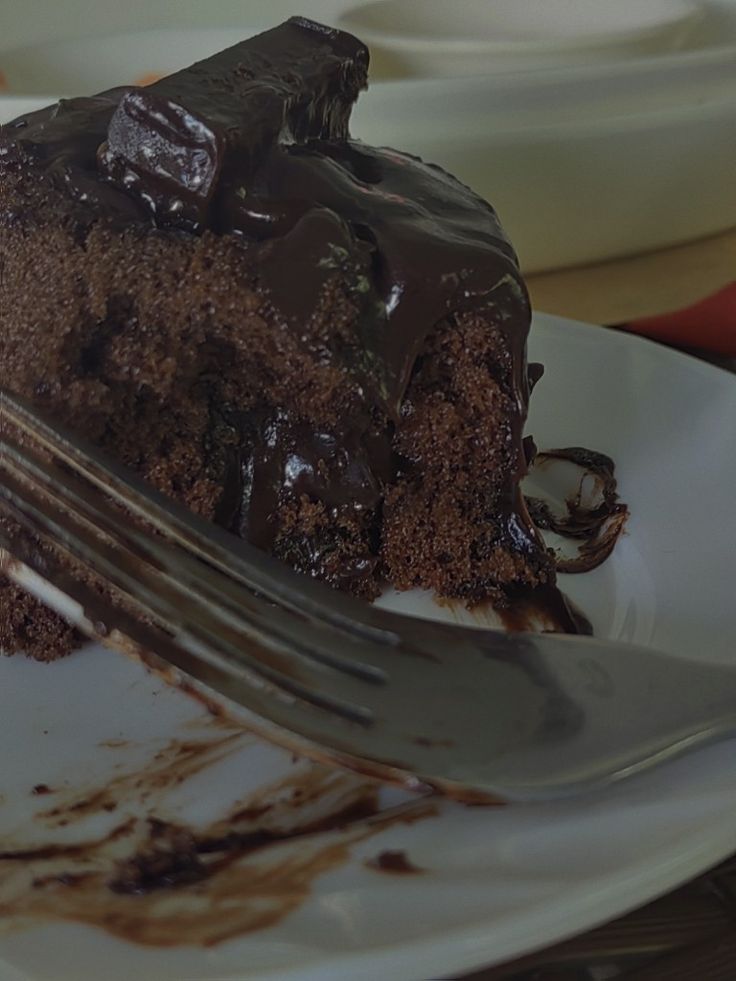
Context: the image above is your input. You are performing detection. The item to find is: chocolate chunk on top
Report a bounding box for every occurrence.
[97,17,369,229]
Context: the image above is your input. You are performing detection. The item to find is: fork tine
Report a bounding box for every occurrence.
[3,390,557,801]
[1,387,399,648]
[0,426,389,685]
[8,393,730,804]
[1,523,411,781]
[0,450,376,725]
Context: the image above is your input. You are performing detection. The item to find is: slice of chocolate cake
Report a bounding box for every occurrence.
[0,16,558,661]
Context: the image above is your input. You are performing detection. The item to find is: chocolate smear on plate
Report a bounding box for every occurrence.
[526,447,629,575]
[0,730,437,947]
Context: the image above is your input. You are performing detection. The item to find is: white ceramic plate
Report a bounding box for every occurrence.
[1,314,735,981]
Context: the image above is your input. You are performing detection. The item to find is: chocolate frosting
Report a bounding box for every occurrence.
[227,140,525,414]
[1,17,540,593]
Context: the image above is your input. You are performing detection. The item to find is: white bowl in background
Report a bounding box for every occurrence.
[351,50,736,271]
[0,28,248,94]
[1,23,735,273]
[338,0,706,77]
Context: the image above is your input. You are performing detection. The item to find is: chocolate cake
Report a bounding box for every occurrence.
[0,16,559,661]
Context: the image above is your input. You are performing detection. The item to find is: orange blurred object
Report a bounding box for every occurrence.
[625,283,736,358]
[133,72,163,87]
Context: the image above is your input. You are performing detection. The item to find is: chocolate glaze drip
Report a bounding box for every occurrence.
[224,409,394,551]
[108,797,379,895]
[1,18,548,616]
[526,447,629,574]
[220,138,533,557]
[225,139,524,414]
[499,584,593,635]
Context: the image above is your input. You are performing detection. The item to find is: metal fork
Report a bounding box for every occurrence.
[2,385,735,803]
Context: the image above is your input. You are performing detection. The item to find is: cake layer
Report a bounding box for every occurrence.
[0,17,555,659]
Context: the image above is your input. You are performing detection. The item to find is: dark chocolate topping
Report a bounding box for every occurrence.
[228,139,524,413]
[98,18,369,230]
[221,135,532,558]
[217,407,393,553]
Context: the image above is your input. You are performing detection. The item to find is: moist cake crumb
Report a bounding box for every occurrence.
[0,17,560,660]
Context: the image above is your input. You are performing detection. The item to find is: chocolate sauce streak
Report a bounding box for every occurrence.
[108,798,379,895]
[1,17,541,605]
[526,447,629,574]
[0,739,437,947]
[214,140,532,561]
[499,584,593,636]
[439,576,593,634]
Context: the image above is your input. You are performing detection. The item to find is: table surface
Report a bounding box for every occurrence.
[459,228,736,981]
[527,227,736,326]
